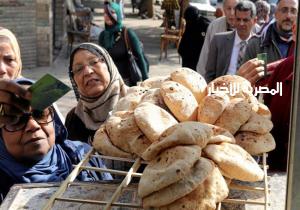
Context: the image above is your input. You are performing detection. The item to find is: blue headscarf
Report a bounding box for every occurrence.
[101,2,123,49]
[0,78,112,199]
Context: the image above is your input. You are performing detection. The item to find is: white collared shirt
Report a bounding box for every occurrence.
[227,31,252,75]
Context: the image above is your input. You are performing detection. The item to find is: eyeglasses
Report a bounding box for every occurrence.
[72,57,106,76]
[278,7,298,15]
[4,107,54,132]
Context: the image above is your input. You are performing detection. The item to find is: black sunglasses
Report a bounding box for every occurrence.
[3,107,54,132]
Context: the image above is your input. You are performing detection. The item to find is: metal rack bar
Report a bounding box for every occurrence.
[41,151,270,209]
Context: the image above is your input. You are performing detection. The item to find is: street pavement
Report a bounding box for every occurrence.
[23,3,180,119]
[22,2,286,210]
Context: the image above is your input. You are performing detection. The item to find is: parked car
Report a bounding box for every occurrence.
[189,0,216,17]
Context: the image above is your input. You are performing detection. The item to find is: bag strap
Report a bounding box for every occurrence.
[123,27,132,53]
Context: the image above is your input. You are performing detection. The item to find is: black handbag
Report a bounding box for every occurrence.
[124,28,143,86]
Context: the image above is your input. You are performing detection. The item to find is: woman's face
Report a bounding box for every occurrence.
[0,39,19,79]
[72,49,111,97]
[104,9,117,26]
[1,107,55,161]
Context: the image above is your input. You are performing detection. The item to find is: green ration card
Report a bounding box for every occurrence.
[28,73,71,111]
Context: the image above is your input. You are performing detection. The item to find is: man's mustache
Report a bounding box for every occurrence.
[283,19,293,24]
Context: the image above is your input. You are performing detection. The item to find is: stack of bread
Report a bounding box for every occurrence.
[198,75,276,156]
[92,68,275,209]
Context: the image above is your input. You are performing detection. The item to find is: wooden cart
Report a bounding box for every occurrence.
[1,149,270,210]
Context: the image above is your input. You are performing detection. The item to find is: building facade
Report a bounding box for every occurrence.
[0,0,65,69]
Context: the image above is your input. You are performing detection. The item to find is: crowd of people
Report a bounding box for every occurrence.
[0,0,298,203]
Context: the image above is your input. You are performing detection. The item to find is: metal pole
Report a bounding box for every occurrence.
[286,13,300,210]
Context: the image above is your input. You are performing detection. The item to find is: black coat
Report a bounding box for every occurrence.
[178,6,211,70]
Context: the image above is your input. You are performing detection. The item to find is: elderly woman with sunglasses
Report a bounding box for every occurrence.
[0,78,112,203]
[66,43,127,143]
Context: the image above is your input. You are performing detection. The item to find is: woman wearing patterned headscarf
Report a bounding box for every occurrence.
[0,27,31,127]
[98,1,149,86]
[66,43,127,142]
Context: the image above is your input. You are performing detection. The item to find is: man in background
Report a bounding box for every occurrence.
[196,0,240,76]
[205,1,257,82]
[243,0,298,64]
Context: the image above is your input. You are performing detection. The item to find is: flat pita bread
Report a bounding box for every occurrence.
[105,111,143,153]
[204,142,264,182]
[256,102,271,119]
[142,157,214,208]
[197,92,230,124]
[93,125,133,158]
[142,122,213,161]
[240,111,273,134]
[207,124,236,144]
[138,145,201,198]
[158,166,229,210]
[207,75,258,111]
[139,76,170,89]
[207,75,252,98]
[128,134,152,158]
[235,131,276,155]
[170,67,207,103]
[160,81,198,122]
[126,86,149,95]
[112,91,145,113]
[134,102,178,142]
[215,98,252,135]
[140,88,169,110]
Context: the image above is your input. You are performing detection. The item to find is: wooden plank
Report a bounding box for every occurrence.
[55,197,142,208]
[42,148,94,210]
[104,158,141,210]
[79,165,143,177]
[2,152,270,210]
[1,182,141,210]
[223,198,265,205]
[263,153,270,210]
[229,183,265,192]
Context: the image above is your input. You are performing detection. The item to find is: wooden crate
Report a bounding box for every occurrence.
[1,149,270,210]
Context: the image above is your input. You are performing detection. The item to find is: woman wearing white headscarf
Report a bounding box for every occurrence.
[66,43,127,142]
[0,27,31,126]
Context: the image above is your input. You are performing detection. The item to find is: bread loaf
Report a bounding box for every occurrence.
[197,92,230,124]
[138,145,201,198]
[142,157,214,208]
[204,142,264,182]
[161,81,198,122]
[134,102,177,142]
[105,111,143,153]
[215,98,252,135]
[170,67,207,103]
[235,131,276,155]
[93,125,133,158]
[142,122,213,161]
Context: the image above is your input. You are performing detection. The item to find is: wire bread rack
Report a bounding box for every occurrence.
[42,149,270,210]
